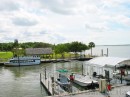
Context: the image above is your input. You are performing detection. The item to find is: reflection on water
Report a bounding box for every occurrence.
[0,65,47,97]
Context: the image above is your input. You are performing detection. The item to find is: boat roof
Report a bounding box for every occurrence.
[25,48,53,55]
[56,69,68,73]
[86,56,130,67]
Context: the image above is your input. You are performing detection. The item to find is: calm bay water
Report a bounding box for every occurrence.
[86,45,130,58]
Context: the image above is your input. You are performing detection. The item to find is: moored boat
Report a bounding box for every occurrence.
[4,56,41,66]
[56,69,72,92]
[72,74,98,87]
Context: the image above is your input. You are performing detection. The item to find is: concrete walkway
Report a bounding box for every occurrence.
[46,86,130,97]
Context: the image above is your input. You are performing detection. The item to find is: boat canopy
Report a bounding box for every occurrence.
[86,57,130,67]
[56,69,68,73]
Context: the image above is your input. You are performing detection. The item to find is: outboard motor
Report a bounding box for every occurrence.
[93,72,97,77]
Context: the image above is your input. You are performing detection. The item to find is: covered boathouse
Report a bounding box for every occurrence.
[84,56,130,78]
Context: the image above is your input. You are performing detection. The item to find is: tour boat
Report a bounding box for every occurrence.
[4,56,41,66]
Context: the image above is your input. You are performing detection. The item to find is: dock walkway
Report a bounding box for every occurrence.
[45,85,130,97]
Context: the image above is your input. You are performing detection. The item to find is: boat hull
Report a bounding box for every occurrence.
[73,74,98,87]
[4,62,40,66]
[4,56,41,66]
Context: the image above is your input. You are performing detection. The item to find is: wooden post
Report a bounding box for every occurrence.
[45,67,47,80]
[18,56,20,67]
[51,77,54,95]
[115,65,116,71]
[121,73,122,84]
[107,48,108,57]
[82,64,84,75]
[105,70,110,84]
[121,69,123,84]
[40,73,41,82]
[101,49,103,56]
[48,80,49,90]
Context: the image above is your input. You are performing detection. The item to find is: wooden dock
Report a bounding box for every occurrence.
[41,57,92,63]
[41,59,71,63]
[40,71,69,96]
[40,73,53,95]
[45,85,130,97]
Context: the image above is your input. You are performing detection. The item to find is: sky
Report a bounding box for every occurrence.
[0,0,130,45]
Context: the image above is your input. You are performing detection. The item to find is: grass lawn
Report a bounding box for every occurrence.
[0,51,89,61]
[0,52,13,59]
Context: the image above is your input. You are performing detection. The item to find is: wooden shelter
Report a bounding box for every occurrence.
[25,48,53,55]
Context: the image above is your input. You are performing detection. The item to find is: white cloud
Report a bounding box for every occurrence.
[12,17,38,26]
[0,0,130,45]
[0,0,19,11]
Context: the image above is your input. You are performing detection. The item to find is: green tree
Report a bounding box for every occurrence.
[89,42,95,57]
[79,43,89,58]
[55,44,68,59]
[69,41,88,58]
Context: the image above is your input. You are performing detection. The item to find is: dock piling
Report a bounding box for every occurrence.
[51,77,54,95]
[107,48,109,57]
[45,67,47,80]
[40,73,41,82]
[82,64,84,75]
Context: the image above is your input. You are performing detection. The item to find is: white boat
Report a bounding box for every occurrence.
[4,56,41,66]
[126,91,130,97]
[73,74,98,87]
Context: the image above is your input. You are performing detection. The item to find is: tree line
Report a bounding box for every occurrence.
[0,40,95,57]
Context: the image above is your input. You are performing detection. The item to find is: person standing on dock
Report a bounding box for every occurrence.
[69,73,74,81]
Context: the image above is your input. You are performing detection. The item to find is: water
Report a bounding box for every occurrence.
[86,45,130,58]
[0,61,84,97]
[0,66,48,97]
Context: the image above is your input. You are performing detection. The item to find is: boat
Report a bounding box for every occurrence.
[56,69,72,92]
[56,74,70,87]
[4,56,41,66]
[71,74,98,88]
[126,91,130,97]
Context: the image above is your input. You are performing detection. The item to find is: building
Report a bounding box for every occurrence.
[25,48,53,55]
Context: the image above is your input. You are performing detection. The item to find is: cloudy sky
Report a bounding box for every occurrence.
[0,0,130,45]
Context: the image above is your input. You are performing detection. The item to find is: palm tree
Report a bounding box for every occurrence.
[89,42,95,57]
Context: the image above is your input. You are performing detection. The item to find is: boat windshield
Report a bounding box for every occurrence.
[60,75,68,83]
